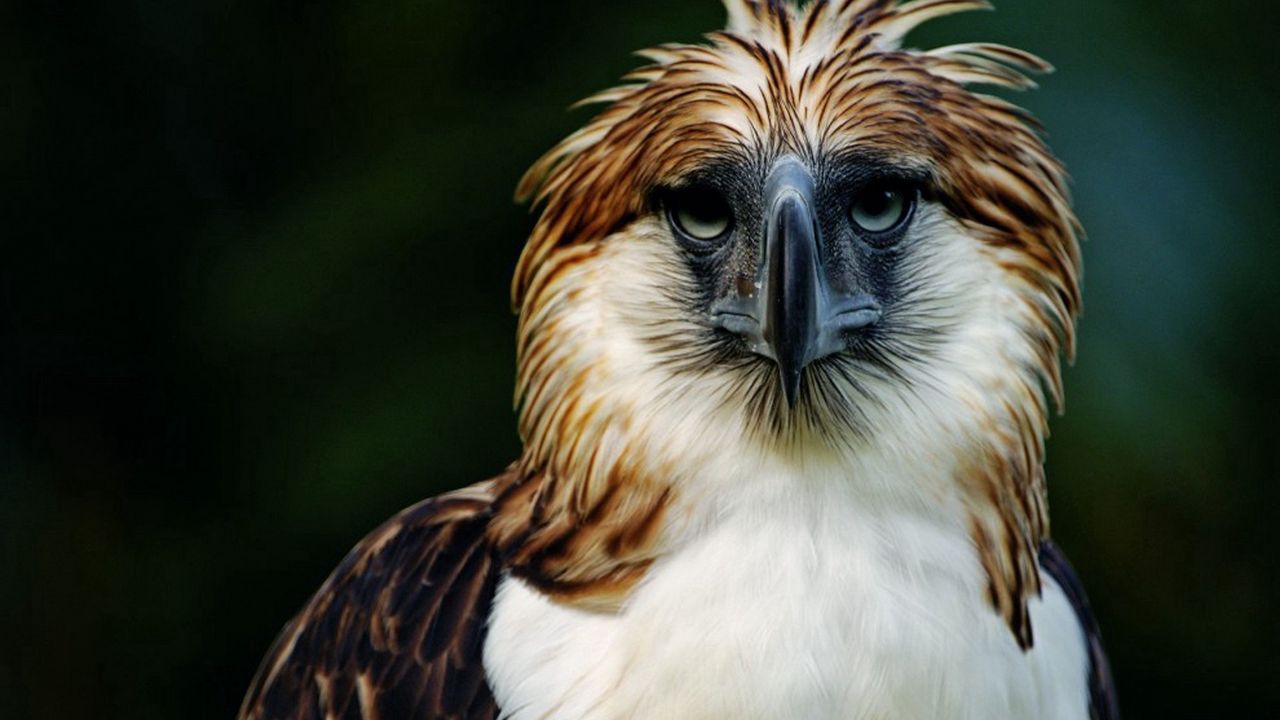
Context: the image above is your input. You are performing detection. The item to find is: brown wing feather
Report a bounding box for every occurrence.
[1039,540,1121,720]
[238,478,509,720]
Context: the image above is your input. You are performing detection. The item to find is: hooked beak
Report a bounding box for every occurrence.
[712,157,881,407]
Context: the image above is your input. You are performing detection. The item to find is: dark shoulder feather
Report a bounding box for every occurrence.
[239,477,511,720]
[1039,540,1121,720]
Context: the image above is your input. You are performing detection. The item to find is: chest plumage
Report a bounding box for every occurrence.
[486,465,1090,720]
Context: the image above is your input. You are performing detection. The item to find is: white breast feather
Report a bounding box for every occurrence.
[485,461,1089,720]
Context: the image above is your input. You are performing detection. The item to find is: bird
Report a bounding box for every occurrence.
[238,1,1119,718]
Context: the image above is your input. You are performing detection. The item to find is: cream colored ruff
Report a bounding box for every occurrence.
[485,463,1088,720]
[483,223,1091,719]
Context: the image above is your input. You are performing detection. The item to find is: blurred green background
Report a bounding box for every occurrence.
[3,1,1277,718]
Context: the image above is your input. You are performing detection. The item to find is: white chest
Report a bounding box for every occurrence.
[484,500,1089,720]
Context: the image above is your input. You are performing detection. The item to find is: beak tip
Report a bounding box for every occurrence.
[781,368,803,408]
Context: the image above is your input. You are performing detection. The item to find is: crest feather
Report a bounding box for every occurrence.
[514,0,1068,309]
[869,0,994,48]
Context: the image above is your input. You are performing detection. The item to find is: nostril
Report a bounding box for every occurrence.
[806,293,881,364]
[709,297,775,360]
[709,297,761,335]
[825,294,882,331]
[832,307,881,330]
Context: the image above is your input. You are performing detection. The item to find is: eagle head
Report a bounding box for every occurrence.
[514,0,1076,453]
[504,0,1078,632]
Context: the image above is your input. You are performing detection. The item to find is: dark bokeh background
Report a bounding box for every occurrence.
[4,1,1277,718]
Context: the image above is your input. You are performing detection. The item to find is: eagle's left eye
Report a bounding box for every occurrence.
[849,181,916,239]
[667,186,734,244]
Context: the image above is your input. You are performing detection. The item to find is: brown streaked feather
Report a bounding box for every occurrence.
[240,460,676,717]
[237,476,516,720]
[488,466,674,613]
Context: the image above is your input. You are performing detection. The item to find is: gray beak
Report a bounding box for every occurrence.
[712,157,881,406]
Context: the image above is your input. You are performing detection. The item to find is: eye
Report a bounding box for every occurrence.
[849,182,916,237]
[666,186,734,244]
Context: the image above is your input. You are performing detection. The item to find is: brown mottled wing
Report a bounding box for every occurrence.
[1039,540,1120,720]
[239,482,504,720]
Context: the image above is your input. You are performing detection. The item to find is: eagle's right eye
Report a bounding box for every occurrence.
[848,180,917,244]
[667,186,734,244]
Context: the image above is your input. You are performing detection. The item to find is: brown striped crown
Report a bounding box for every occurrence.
[515,0,1078,349]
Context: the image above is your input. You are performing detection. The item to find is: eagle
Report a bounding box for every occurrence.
[239,1,1118,718]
